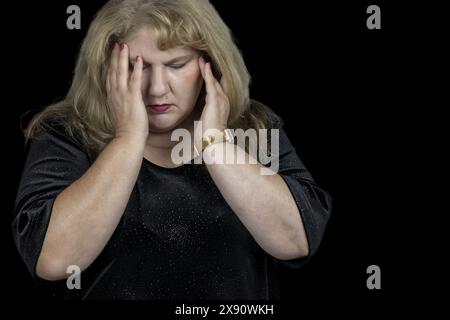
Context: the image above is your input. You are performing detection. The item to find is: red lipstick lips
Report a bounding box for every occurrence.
[148,104,173,113]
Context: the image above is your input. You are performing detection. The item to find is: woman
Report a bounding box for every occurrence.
[13,0,331,300]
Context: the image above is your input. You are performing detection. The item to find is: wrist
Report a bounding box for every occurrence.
[115,127,148,140]
[202,141,227,164]
[114,132,147,148]
[201,128,233,150]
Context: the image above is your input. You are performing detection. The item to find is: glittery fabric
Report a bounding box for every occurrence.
[12,110,332,300]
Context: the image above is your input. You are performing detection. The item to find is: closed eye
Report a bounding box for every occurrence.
[129,63,186,71]
[170,64,186,69]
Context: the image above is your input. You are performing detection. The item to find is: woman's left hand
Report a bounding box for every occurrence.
[197,56,230,135]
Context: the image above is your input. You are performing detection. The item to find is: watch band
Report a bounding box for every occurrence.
[202,128,234,151]
[193,128,234,157]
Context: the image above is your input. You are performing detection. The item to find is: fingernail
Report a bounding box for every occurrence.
[136,55,140,63]
[111,42,116,50]
[120,43,125,51]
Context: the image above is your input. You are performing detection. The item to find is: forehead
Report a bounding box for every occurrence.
[125,26,193,59]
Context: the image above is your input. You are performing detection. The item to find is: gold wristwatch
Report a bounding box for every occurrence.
[193,128,234,157]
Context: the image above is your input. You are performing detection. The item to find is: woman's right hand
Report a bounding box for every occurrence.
[106,43,149,141]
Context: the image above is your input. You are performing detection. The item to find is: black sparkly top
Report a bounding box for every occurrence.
[12,106,331,300]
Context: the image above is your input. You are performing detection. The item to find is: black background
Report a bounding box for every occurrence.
[2,0,439,317]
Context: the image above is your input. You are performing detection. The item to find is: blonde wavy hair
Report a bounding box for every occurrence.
[23,0,277,158]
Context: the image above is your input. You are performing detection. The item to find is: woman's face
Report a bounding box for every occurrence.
[125,27,204,133]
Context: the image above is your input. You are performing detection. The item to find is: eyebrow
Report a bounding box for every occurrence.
[129,54,193,66]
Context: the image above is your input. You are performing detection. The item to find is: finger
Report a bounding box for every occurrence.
[206,61,221,87]
[106,65,111,93]
[220,76,229,94]
[109,42,118,90]
[199,56,206,79]
[214,83,229,110]
[106,44,114,93]
[130,55,143,92]
[117,43,129,90]
[204,62,218,97]
[214,80,225,96]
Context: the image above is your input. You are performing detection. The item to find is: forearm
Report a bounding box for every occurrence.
[36,135,145,280]
[204,142,309,260]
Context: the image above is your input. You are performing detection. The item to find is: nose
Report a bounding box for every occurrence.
[144,67,170,98]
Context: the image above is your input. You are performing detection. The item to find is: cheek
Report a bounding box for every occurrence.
[172,67,203,94]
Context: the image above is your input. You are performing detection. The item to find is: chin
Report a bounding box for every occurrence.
[148,122,176,134]
[147,116,181,133]
[147,108,195,133]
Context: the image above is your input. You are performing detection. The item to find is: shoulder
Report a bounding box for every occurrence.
[31,114,85,151]
[25,114,96,163]
[248,99,285,129]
